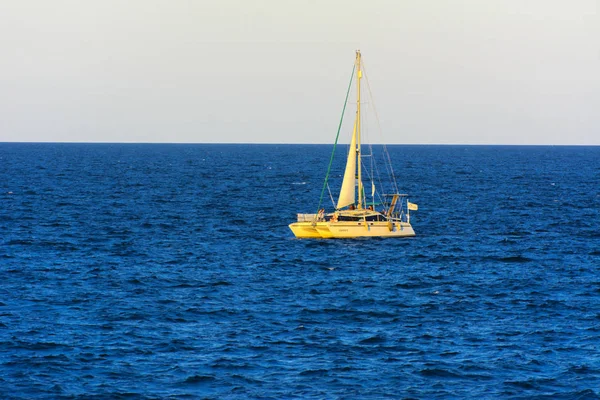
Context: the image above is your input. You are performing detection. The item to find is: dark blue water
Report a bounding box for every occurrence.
[1,143,599,399]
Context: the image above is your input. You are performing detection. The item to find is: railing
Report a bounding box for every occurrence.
[297,213,318,222]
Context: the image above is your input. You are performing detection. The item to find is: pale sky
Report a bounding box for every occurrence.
[1,0,599,144]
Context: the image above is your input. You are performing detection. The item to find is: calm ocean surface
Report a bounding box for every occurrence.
[1,143,599,399]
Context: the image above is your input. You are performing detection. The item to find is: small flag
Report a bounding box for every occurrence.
[407,202,418,211]
[371,183,375,197]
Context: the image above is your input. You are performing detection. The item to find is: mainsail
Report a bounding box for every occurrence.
[336,120,357,209]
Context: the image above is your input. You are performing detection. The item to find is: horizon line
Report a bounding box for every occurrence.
[1,141,599,147]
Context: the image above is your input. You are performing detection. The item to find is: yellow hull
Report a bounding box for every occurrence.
[315,223,334,238]
[324,221,415,238]
[288,222,322,238]
[289,221,415,239]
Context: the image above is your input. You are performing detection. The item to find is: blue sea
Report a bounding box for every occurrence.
[1,143,599,399]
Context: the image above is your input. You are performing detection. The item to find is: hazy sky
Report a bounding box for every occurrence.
[1,0,599,144]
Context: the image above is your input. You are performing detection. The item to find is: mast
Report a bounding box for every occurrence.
[335,51,364,211]
[356,50,363,210]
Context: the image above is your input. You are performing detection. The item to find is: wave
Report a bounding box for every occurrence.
[182,374,216,384]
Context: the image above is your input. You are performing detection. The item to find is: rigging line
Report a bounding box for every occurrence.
[371,145,386,203]
[359,67,383,206]
[364,104,387,205]
[362,63,392,189]
[326,183,336,208]
[316,64,356,213]
[359,65,384,198]
[362,103,387,207]
[359,61,388,207]
[361,60,400,193]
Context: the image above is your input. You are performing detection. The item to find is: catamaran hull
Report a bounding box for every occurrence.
[323,221,415,238]
[290,221,415,238]
[288,222,322,238]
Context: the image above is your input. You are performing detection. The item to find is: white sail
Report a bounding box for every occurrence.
[336,120,357,209]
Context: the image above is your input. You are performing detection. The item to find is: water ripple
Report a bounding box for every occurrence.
[1,144,599,398]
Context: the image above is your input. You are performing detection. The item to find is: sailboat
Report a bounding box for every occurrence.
[289,50,418,239]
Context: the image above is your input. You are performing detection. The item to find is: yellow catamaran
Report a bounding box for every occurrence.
[289,50,418,238]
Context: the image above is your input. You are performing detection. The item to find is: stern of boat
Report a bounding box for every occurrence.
[289,222,322,238]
